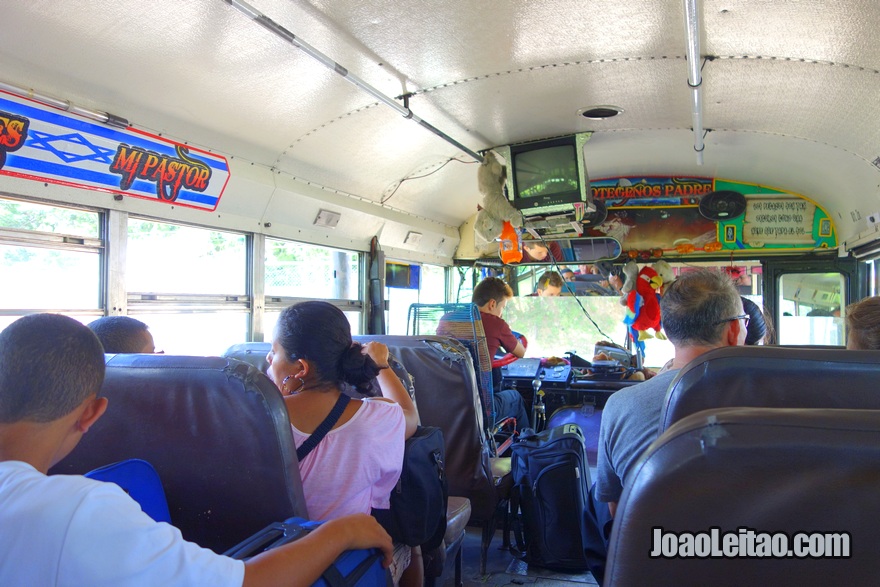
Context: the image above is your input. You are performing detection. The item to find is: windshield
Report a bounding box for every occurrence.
[502,296,675,369]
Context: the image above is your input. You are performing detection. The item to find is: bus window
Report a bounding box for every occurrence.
[265,239,360,300]
[503,296,675,370]
[264,309,362,340]
[0,197,102,329]
[127,218,248,355]
[386,263,446,334]
[264,238,363,338]
[452,266,477,304]
[128,219,246,295]
[872,260,880,297]
[778,272,845,346]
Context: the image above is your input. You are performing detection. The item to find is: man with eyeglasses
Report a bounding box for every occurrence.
[597,269,747,516]
[585,269,747,580]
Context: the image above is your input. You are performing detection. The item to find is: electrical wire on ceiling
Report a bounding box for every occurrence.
[225,0,483,164]
[381,157,477,204]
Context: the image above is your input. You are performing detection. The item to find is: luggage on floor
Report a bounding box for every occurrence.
[510,423,591,572]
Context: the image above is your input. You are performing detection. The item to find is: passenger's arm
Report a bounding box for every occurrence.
[362,341,419,439]
[608,501,617,518]
[500,324,526,358]
[243,513,392,587]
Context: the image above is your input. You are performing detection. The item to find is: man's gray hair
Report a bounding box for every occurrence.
[660,269,741,346]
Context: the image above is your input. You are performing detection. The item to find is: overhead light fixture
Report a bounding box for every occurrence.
[404,231,423,246]
[578,106,623,120]
[314,209,341,228]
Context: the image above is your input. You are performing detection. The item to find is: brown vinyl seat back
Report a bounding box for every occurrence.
[50,354,307,553]
[354,334,497,522]
[606,407,880,586]
[660,346,880,432]
[408,303,496,428]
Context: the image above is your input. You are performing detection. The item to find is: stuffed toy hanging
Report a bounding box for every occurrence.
[623,264,667,354]
[474,150,522,246]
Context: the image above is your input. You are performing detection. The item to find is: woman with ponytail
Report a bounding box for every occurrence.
[266,301,420,584]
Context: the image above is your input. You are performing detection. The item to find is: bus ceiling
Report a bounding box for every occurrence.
[1,1,879,263]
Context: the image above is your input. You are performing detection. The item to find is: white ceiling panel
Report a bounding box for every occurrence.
[1,0,880,248]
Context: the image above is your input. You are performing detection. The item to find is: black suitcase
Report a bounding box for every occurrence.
[510,423,592,572]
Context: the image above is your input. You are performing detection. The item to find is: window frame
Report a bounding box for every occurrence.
[0,194,105,319]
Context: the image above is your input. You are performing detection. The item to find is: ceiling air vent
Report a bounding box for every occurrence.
[579,106,623,120]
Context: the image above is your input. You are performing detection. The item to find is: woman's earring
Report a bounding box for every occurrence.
[292,377,305,394]
[281,374,305,395]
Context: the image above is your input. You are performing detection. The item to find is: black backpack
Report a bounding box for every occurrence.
[373,425,448,550]
[510,423,591,572]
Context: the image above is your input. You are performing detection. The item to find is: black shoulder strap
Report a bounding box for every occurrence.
[296,394,352,462]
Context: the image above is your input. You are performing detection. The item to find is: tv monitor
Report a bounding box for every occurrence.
[499,133,592,217]
[385,262,420,289]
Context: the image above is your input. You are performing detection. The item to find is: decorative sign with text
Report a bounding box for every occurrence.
[588,176,836,258]
[743,196,816,246]
[0,91,229,211]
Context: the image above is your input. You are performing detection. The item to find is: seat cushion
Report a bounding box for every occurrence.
[444,496,472,545]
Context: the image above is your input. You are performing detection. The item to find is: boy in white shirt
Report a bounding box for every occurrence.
[0,313,392,587]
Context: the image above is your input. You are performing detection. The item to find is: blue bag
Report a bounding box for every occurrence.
[224,517,390,587]
[85,458,172,524]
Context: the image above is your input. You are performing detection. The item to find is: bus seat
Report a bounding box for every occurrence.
[408,303,496,428]
[49,354,308,554]
[223,341,271,373]
[661,346,880,432]
[228,338,470,582]
[354,334,499,574]
[606,407,880,586]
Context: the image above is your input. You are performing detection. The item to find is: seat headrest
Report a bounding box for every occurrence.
[607,406,880,585]
[661,346,880,431]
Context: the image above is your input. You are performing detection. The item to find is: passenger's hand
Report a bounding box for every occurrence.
[361,341,390,369]
[327,514,394,567]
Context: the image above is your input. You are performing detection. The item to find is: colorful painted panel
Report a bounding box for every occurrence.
[0,91,229,211]
[588,177,836,258]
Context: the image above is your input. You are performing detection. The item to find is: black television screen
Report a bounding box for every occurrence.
[508,135,588,216]
[385,262,420,289]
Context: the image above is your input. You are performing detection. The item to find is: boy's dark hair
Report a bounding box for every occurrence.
[0,314,106,423]
[87,316,150,353]
[660,269,741,346]
[537,271,564,290]
[274,301,380,395]
[472,277,513,307]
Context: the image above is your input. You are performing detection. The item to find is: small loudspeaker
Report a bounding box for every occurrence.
[699,190,746,221]
[582,200,608,227]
